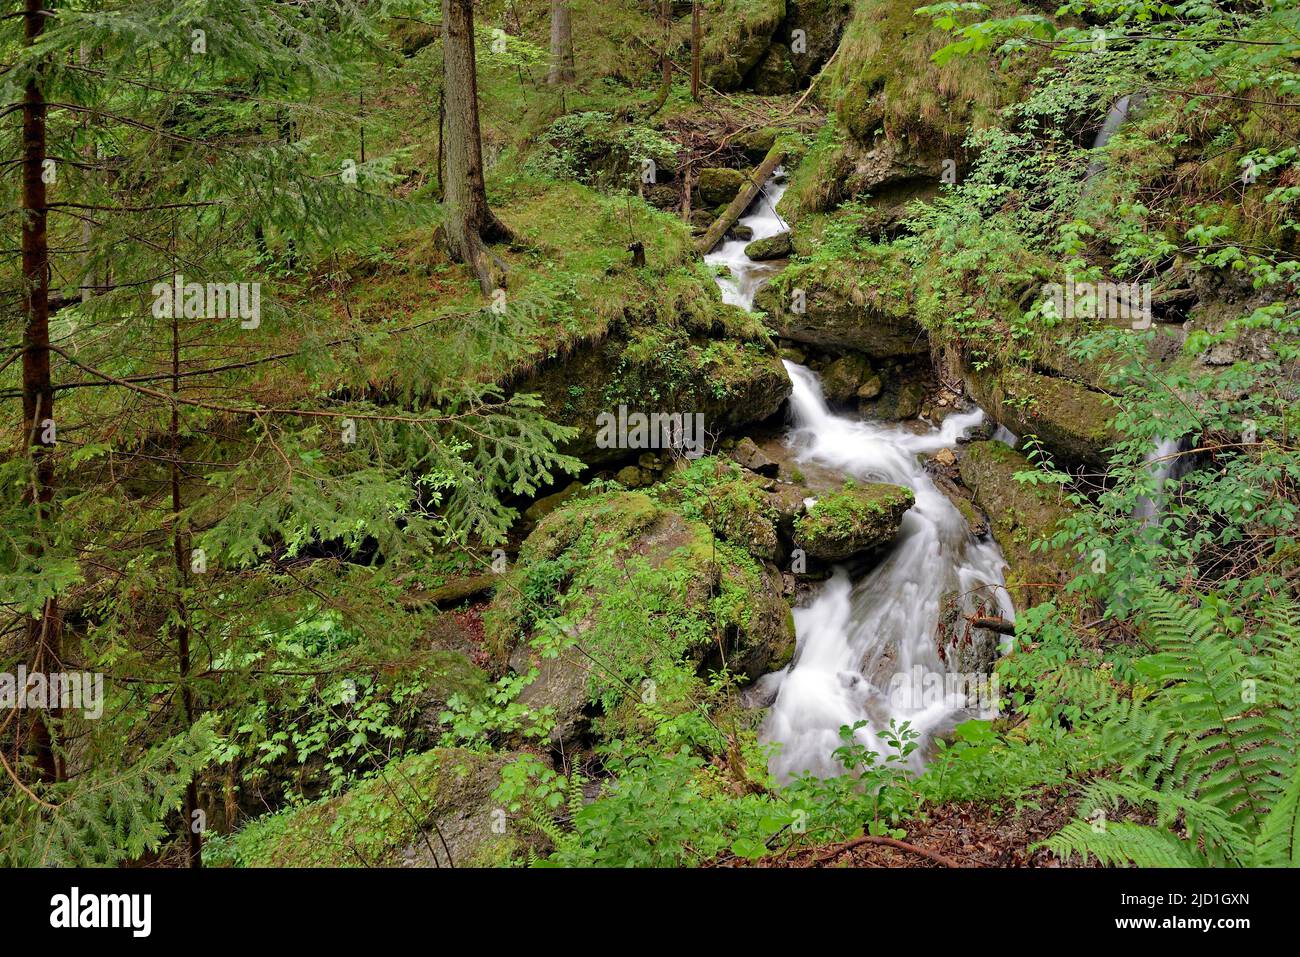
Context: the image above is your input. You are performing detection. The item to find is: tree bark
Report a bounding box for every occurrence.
[695,146,786,255]
[170,290,201,867]
[546,0,575,85]
[441,0,511,294]
[20,0,60,785]
[691,1,701,101]
[641,0,673,118]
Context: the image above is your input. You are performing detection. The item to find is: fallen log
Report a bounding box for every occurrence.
[695,144,786,255]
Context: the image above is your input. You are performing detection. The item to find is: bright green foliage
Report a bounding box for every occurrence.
[1045,586,1300,866]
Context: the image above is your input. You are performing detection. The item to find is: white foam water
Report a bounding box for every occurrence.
[755,364,1015,780]
[704,169,790,310]
[705,172,1014,781]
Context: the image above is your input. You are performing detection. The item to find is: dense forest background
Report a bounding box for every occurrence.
[2,0,1298,868]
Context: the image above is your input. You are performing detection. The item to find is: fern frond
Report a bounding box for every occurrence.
[1044,820,1204,867]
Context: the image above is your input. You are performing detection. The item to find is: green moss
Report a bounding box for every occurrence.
[957,441,1072,607]
[213,748,518,867]
[793,482,914,561]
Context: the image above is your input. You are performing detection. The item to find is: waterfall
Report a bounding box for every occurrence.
[1085,91,1147,181]
[755,364,1014,780]
[704,169,790,310]
[704,175,1015,780]
[1132,435,1186,523]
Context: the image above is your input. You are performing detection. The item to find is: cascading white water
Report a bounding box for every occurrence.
[1085,91,1148,182]
[704,175,1015,781]
[1133,436,1184,523]
[756,364,1015,780]
[705,170,789,309]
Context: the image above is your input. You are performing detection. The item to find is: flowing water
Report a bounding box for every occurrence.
[1133,435,1187,523]
[1085,91,1147,182]
[706,170,790,308]
[705,176,1015,781]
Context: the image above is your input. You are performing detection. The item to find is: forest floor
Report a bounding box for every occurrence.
[718,786,1090,868]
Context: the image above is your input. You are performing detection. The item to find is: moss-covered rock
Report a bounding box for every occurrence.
[482,483,795,746]
[753,256,926,357]
[698,166,750,207]
[965,367,1118,472]
[513,312,791,468]
[751,43,797,95]
[701,0,788,91]
[523,481,584,524]
[745,230,793,261]
[217,748,524,868]
[786,0,854,84]
[793,482,913,561]
[957,441,1072,607]
[660,459,783,561]
[820,351,875,403]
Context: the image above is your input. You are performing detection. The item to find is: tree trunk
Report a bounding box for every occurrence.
[170,297,202,867]
[643,0,671,116]
[441,0,510,294]
[695,145,786,255]
[20,0,60,785]
[691,1,701,101]
[546,0,575,85]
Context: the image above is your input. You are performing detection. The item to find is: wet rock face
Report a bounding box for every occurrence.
[956,440,1073,607]
[964,367,1118,473]
[793,482,914,562]
[753,266,928,359]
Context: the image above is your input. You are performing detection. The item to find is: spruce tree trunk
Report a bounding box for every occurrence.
[20,0,60,785]
[547,1,575,85]
[691,1,701,101]
[441,0,510,294]
[642,0,673,118]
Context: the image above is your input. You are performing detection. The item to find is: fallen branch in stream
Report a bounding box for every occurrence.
[695,143,786,255]
[967,614,1016,636]
[813,834,963,868]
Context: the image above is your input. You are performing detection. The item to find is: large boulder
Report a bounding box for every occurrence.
[793,482,913,562]
[512,318,791,468]
[957,441,1073,607]
[965,367,1118,473]
[483,486,796,746]
[819,351,875,404]
[697,167,749,207]
[220,748,526,867]
[745,231,793,261]
[753,258,927,358]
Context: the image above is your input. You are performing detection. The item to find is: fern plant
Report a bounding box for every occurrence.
[1045,584,1300,867]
